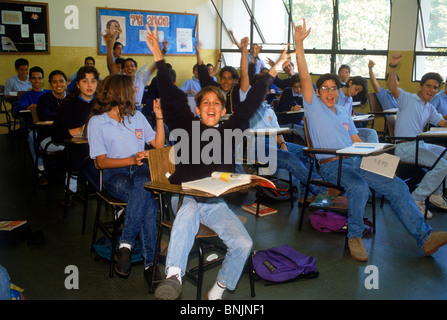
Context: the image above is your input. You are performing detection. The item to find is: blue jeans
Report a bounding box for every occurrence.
[0,265,10,300]
[166,195,253,291]
[277,142,326,195]
[395,141,447,202]
[103,164,157,268]
[319,157,432,246]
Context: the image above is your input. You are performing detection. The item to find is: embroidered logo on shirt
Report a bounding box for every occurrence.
[135,129,143,139]
[343,122,349,131]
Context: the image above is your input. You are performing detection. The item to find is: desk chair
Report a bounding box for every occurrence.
[0,85,18,134]
[27,105,65,201]
[368,93,396,142]
[298,118,377,235]
[90,168,127,278]
[145,146,256,300]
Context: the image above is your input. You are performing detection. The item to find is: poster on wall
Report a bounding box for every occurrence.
[0,1,50,54]
[97,7,198,55]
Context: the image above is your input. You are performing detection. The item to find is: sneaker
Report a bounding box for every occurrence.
[154,275,182,300]
[415,200,433,219]
[114,247,131,277]
[429,194,447,210]
[144,265,163,289]
[348,237,368,262]
[422,231,447,256]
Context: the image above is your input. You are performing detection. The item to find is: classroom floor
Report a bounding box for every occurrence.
[1,130,447,303]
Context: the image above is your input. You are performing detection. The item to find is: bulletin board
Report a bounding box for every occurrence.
[97,7,199,56]
[0,1,50,54]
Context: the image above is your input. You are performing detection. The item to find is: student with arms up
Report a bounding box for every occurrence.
[295,18,447,262]
[145,22,286,300]
[387,53,447,218]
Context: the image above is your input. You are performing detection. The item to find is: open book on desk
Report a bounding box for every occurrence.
[181,172,275,197]
[336,142,393,155]
[419,127,447,137]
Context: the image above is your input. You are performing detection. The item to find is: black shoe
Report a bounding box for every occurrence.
[144,265,163,289]
[114,247,131,277]
[154,275,182,300]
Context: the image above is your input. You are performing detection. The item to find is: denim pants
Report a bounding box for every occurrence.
[0,265,10,300]
[277,142,326,195]
[166,195,253,291]
[102,164,157,268]
[395,141,447,202]
[319,157,432,246]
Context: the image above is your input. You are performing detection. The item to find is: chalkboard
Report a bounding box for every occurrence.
[97,7,198,56]
[0,1,50,54]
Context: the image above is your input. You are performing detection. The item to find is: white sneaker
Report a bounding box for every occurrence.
[429,194,447,210]
[415,200,433,219]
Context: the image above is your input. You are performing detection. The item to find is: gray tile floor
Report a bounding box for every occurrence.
[1,132,447,304]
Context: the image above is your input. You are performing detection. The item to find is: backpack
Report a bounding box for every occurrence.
[259,178,298,202]
[309,211,373,235]
[252,244,319,283]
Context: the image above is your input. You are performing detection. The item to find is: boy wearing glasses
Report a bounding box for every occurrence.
[295,18,447,262]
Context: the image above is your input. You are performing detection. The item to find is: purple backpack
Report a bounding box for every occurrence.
[309,211,372,234]
[252,244,318,283]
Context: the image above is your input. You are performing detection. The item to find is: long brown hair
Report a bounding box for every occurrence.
[91,73,136,118]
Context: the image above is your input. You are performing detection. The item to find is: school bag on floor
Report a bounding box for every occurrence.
[309,210,372,235]
[252,244,318,283]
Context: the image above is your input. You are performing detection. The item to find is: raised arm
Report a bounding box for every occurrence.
[387,53,402,99]
[104,29,120,75]
[293,19,312,104]
[239,37,250,93]
[368,60,381,94]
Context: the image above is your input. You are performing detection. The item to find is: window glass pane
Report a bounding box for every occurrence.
[420,0,447,48]
[414,55,447,82]
[220,0,251,50]
[338,0,391,50]
[251,0,290,45]
[305,54,332,75]
[291,0,333,50]
[337,55,388,78]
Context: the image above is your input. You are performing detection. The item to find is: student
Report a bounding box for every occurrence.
[196,38,250,115]
[338,64,350,87]
[179,64,201,96]
[36,70,68,122]
[67,57,96,92]
[87,73,165,287]
[388,53,447,218]
[145,23,285,300]
[430,76,447,119]
[368,60,399,111]
[276,73,304,127]
[4,58,32,102]
[48,66,99,205]
[295,18,447,262]
[14,66,50,185]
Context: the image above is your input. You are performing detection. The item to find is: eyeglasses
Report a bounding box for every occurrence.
[320,86,338,93]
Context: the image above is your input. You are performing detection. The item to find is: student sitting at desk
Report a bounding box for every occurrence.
[87,73,165,287]
[388,53,447,218]
[295,18,447,262]
[276,73,304,128]
[146,22,285,300]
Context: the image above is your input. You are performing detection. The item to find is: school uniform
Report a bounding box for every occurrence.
[303,91,432,245]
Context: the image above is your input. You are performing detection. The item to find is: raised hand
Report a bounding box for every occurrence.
[145,23,163,61]
[294,18,311,44]
[389,52,402,66]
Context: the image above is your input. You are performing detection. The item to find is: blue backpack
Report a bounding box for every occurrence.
[252,244,318,283]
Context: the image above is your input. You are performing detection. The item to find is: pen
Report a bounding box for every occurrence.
[354,146,375,149]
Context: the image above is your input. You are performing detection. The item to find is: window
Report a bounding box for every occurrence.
[413,0,447,82]
[213,0,392,79]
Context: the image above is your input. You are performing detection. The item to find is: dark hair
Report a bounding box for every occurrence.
[84,56,95,65]
[48,70,67,83]
[385,72,400,82]
[346,76,368,100]
[290,74,301,86]
[76,66,100,83]
[169,69,177,82]
[338,64,350,73]
[420,72,443,87]
[113,42,123,50]
[15,58,29,69]
[195,85,226,108]
[115,58,125,69]
[92,74,136,117]
[29,66,44,77]
[316,73,341,90]
[124,58,137,69]
[219,66,239,81]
